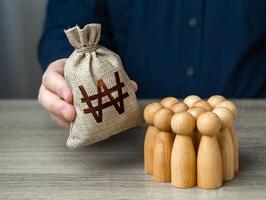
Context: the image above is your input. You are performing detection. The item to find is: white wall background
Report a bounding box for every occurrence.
[0,0,47,98]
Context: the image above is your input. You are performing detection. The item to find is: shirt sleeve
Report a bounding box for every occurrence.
[38,0,115,71]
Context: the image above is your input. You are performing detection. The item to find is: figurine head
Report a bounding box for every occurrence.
[197,112,221,136]
[143,102,163,125]
[171,112,196,136]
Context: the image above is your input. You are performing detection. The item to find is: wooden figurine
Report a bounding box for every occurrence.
[160,97,179,109]
[192,100,213,111]
[229,126,239,173]
[207,95,226,108]
[216,100,237,119]
[170,112,196,188]
[143,103,163,174]
[183,95,201,108]
[197,112,222,189]
[187,107,207,120]
[213,107,234,181]
[216,100,239,173]
[169,102,189,140]
[153,108,174,182]
[170,102,189,113]
[187,107,207,152]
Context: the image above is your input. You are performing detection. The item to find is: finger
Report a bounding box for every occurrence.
[131,80,138,92]
[47,58,67,74]
[42,69,72,103]
[43,58,73,103]
[38,85,76,122]
[50,113,70,129]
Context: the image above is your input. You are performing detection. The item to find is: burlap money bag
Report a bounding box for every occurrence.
[64,23,142,148]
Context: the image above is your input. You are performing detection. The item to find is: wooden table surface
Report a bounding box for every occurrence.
[0,99,266,200]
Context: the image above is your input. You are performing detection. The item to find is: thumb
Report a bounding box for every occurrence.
[131,80,138,93]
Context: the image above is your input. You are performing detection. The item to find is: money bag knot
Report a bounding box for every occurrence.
[65,23,101,53]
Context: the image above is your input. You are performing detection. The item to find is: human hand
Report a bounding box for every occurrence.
[38,59,75,129]
[38,59,138,129]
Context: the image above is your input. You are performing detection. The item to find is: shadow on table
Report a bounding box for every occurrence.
[64,125,146,172]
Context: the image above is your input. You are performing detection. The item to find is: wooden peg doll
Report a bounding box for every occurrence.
[170,112,196,188]
[187,107,207,120]
[160,97,179,109]
[183,95,201,108]
[197,112,222,189]
[216,100,239,173]
[170,102,189,113]
[169,102,189,139]
[192,100,213,111]
[153,108,174,182]
[216,100,237,119]
[187,107,207,152]
[213,107,234,181]
[207,95,226,108]
[143,103,163,174]
[228,126,239,173]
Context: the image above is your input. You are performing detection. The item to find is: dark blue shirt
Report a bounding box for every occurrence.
[38,0,266,98]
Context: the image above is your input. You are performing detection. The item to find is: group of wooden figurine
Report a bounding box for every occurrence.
[143,95,239,189]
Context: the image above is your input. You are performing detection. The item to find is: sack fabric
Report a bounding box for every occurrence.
[64,23,142,148]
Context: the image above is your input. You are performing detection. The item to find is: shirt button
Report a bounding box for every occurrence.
[188,18,198,27]
[186,67,195,77]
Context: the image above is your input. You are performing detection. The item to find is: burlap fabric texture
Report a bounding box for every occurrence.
[64,23,142,148]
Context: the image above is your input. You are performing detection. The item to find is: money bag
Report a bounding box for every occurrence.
[64,23,142,148]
